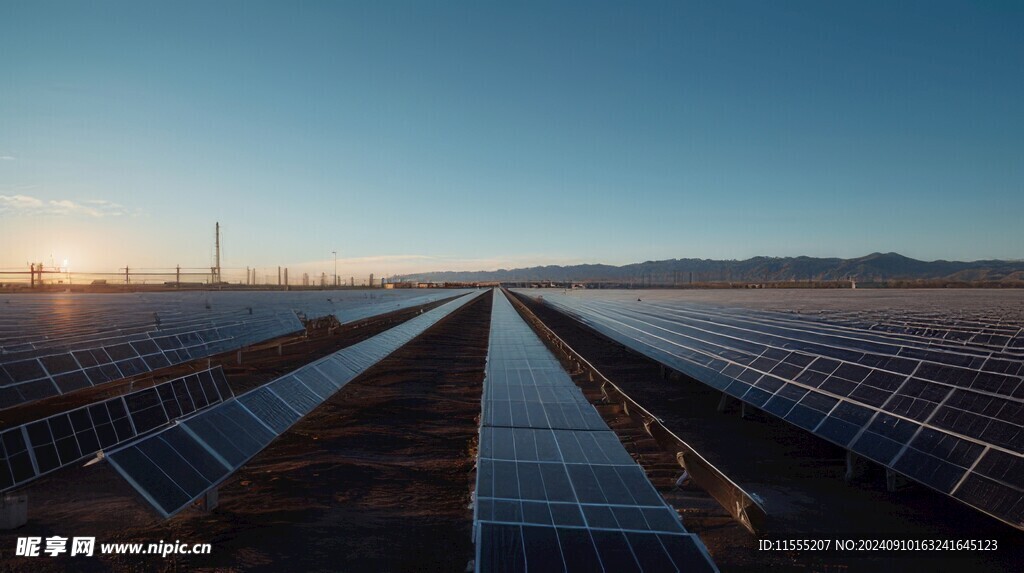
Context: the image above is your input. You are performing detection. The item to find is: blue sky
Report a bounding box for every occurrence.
[1,1,1022,278]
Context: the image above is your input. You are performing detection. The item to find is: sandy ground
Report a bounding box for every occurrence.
[513,291,1024,573]
[0,292,492,572]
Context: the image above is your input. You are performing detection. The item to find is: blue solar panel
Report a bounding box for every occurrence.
[237,387,301,434]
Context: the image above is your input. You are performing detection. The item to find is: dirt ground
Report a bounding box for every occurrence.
[512,292,1024,573]
[0,291,492,572]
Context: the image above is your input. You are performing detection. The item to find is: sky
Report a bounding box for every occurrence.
[1,1,1022,280]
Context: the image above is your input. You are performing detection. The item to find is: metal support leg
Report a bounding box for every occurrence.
[886,469,905,492]
[0,494,28,529]
[200,488,219,512]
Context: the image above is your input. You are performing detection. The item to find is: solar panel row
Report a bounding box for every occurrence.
[474,291,718,573]
[0,290,469,411]
[525,292,1024,531]
[553,290,1024,359]
[631,301,1023,377]
[0,311,302,410]
[0,290,470,356]
[797,309,1024,354]
[106,291,483,517]
[0,367,231,492]
[708,305,1020,356]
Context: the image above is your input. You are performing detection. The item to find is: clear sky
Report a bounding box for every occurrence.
[1,1,1022,279]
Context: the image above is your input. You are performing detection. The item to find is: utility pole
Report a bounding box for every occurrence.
[332,250,337,287]
[214,222,221,284]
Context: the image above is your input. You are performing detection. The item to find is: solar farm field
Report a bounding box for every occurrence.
[515,288,1024,534]
[2,286,1021,572]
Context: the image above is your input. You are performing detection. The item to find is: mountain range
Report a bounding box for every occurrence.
[398,253,1024,284]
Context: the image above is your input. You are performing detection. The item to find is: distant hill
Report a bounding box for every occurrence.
[397,253,1024,284]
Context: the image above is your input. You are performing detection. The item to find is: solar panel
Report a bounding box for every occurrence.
[0,367,231,492]
[268,374,322,415]
[185,401,277,467]
[474,291,718,572]
[111,424,232,516]
[521,290,1024,531]
[106,290,485,517]
[237,387,301,434]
